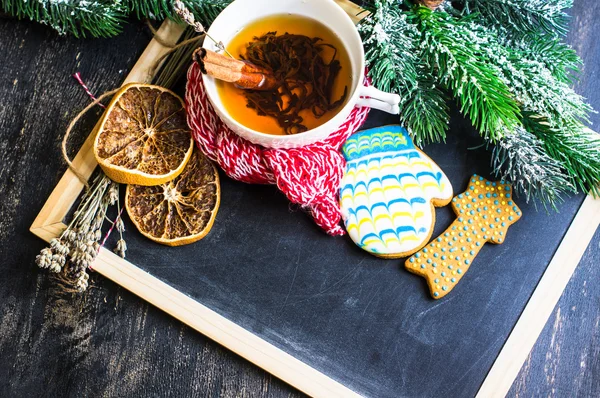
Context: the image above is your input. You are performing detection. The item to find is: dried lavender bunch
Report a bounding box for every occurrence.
[35,172,126,292]
[173,0,230,57]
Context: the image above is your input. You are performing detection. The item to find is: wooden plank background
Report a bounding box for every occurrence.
[0,1,599,396]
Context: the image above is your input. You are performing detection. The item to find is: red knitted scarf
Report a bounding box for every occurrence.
[185,62,369,235]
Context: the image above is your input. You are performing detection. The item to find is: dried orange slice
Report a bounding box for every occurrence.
[94,83,193,186]
[125,149,220,246]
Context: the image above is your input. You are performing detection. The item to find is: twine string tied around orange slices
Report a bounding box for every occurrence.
[61,88,120,189]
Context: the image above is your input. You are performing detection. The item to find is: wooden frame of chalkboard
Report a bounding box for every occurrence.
[30,8,600,398]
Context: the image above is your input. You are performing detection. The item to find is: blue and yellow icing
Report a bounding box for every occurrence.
[340,126,453,258]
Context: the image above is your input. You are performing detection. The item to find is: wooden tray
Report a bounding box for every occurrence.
[30,4,600,397]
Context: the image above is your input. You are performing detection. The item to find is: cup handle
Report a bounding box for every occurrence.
[356,85,401,114]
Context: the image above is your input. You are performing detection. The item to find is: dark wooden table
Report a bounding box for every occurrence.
[1,2,599,396]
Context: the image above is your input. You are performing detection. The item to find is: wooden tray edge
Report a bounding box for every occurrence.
[92,249,363,397]
[477,193,600,397]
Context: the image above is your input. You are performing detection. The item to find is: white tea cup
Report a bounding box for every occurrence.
[201,0,400,148]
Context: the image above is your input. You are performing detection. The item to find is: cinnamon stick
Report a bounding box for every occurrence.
[193,48,279,91]
[198,48,272,74]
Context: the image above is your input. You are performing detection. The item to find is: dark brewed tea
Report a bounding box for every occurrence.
[216,14,353,135]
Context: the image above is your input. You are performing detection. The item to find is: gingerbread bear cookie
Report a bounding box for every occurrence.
[340,125,453,258]
[405,175,522,299]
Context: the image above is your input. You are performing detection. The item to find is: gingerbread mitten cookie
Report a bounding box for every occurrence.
[340,126,453,258]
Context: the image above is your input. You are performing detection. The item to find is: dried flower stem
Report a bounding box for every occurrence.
[173,0,233,58]
[36,171,127,292]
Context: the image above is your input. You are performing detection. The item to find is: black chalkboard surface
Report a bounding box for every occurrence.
[120,107,584,398]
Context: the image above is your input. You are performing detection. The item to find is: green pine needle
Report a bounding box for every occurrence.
[362,1,598,206]
[1,0,232,38]
[124,0,231,29]
[413,7,522,141]
[484,36,592,134]
[523,114,600,197]
[1,0,126,38]
[505,33,581,84]
[458,0,573,37]
[401,73,450,145]
[359,0,449,145]
[491,125,575,209]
